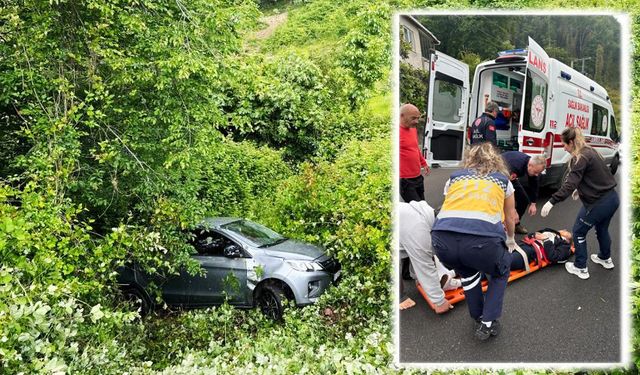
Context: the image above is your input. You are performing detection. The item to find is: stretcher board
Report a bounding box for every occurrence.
[417,245,575,313]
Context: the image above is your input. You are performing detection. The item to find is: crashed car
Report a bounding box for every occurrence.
[117,217,341,320]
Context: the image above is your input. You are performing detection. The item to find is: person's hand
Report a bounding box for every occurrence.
[528,203,537,216]
[421,165,431,177]
[506,235,517,253]
[434,299,453,314]
[572,189,579,200]
[540,201,554,217]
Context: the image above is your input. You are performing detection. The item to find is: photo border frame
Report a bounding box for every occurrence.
[392,9,632,371]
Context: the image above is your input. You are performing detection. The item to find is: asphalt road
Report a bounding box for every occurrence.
[399,167,624,364]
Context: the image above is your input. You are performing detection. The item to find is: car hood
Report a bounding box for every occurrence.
[262,239,326,260]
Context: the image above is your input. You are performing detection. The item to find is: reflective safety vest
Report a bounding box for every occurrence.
[433,169,509,240]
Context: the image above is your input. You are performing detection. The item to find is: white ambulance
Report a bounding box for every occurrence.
[423,37,620,187]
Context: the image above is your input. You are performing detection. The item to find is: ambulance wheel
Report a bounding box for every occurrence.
[552,165,570,191]
[610,154,619,175]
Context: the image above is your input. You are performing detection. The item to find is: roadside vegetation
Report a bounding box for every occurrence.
[0,0,639,373]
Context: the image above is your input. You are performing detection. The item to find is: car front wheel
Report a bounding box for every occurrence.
[122,287,152,317]
[256,284,286,321]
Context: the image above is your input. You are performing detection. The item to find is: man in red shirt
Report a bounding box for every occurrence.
[400,103,430,202]
[399,103,431,310]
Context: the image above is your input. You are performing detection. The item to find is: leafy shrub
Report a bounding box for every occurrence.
[399,62,430,111]
[2,0,639,373]
[221,54,337,160]
[254,137,392,325]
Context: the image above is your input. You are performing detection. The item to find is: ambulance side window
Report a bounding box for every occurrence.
[591,104,609,136]
[610,116,618,142]
[522,70,547,132]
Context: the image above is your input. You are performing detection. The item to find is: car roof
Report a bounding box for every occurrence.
[198,217,242,229]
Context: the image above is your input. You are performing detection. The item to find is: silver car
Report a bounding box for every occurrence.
[117,217,341,319]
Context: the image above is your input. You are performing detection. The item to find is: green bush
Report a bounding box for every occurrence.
[399,62,430,111]
[254,137,392,325]
[2,0,639,373]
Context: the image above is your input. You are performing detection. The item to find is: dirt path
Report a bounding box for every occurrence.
[254,12,288,40]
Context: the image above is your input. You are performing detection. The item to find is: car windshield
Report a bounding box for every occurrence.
[221,219,286,247]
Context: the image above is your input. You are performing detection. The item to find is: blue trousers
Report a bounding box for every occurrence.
[573,189,619,269]
[432,230,511,322]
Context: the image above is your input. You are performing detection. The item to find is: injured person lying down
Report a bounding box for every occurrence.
[440,228,573,282]
[418,228,574,312]
[510,228,573,270]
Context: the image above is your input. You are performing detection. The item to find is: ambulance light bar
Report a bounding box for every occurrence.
[560,71,572,80]
[495,55,526,63]
[498,49,527,57]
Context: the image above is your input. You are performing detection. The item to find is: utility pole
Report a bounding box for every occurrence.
[570,57,592,75]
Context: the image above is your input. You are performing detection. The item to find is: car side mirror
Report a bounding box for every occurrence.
[224,245,242,258]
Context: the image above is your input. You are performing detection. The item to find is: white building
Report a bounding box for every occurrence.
[399,15,440,70]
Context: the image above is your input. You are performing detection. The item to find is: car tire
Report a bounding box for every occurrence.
[256,284,286,321]
[610,154,620,175]
[122,287,152,317]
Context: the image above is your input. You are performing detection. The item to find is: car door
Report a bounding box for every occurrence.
[518,37,551,160]
[156,269,193,306]
[424,50,469,167]
[188,230,249,306]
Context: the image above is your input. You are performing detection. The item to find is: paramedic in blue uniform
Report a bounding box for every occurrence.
[502,151,547,234]
[469,101,499,146]
[541,127,618,280]
[432,142,517,340]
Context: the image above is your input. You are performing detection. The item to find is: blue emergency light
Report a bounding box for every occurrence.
[560,71,572,80]
[497,48,527,57]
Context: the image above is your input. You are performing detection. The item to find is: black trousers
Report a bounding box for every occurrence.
[512,179,531,221]
[432,230,510,322]
[400,175,425,202]
[510,243,536,270]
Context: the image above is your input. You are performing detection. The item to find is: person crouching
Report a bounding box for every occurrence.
[431,142,517,341]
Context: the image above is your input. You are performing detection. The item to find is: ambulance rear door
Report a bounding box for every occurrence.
[424,51,469,168]
[518,37,553,166]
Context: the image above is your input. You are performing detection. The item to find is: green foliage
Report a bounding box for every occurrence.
[261,0,393,108]
[418,14,621,92]
[400,62,430,111]
[459,50,482,83]
[254,137,392,326]
[221,53,337,160]
[1,0,639,373]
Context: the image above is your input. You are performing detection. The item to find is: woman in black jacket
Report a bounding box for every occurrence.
[540,127,619,280]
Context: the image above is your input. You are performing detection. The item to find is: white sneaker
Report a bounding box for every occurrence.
[443,277,462,291]
[565,262,589,280]
[590,254,614,269]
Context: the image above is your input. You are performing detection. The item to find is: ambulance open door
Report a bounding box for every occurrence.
[424,51,469,168]
[518,37,553,164]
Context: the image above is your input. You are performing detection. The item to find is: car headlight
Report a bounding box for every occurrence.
[285,260,324,272]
